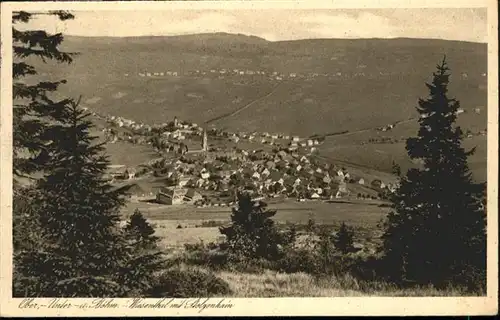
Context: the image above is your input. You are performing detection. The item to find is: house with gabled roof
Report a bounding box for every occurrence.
[300,156,310,164]
[337,169,345,180]
[293,177,302,187]
[323,174,332,185]
[261,168,271,177]
[157,187,188,205]
[252,171,261,180]
[310,192,320,199]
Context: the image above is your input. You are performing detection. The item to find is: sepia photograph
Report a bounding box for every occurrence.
[0,0,498,316]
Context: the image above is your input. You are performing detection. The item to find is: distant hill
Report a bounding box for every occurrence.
[24,33,487,180]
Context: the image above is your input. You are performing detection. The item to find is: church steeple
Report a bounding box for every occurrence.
[202,129,208,152]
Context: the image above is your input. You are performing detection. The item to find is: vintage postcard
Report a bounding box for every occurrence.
[0,0,498,316]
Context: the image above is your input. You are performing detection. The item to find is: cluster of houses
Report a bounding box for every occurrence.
[186,68,375,81]
[94,111,206,152]
[156,187,202,205]
[104,165,137,182]
[122,69,487,83]
[89,110,399,207]
[124,68,412,82]
[149,145,397,206]
[376,124,396,132]
[207,128,322,153]
[420,108,467,119]
[136,71,179,78]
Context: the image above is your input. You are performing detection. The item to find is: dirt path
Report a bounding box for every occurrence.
[311,153,390,175]
[316,117,417,139]
[205,82,284,125]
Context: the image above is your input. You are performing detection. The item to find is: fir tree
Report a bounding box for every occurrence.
[332,222,356,255]
[123,209,160,251]
[12,10,77,178]
[14,100,164,297]
[12,11,76,265]
[219,193,292,260]
[382,57,486,290]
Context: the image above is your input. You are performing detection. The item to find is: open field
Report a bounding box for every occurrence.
[34,35,486,136]
[122,198,390,248]
[154,224,221,249]
[216,269,470,297]
[320,135,487,182]
[125,198,390,226]
[30,34,487,181]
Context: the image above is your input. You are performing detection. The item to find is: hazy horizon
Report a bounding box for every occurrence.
[59,32,487,44]
[18,8,488,43]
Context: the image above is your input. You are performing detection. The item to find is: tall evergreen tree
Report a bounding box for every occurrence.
[123,208,161,251]
[12,10,76,178]
[219,193,293,260]
[382,57,486,289]
[13,100,164,297]
[11,10,77,295]
[332,222,356,255]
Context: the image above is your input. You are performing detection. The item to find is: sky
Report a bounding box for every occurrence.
[19,8,488,43]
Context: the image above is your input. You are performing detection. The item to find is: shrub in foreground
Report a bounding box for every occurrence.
[145,267,232,298]
[219,193,295,261]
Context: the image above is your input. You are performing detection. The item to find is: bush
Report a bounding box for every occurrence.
[332,222,356,254]
[186,249,230,270]
[200,220,224,228]
[219,193,293,261]
[276,247,319,274]
[146,267,232,298]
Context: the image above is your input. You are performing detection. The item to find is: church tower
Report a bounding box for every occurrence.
[202,129,208,152]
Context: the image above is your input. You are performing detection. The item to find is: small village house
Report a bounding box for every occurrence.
[184,189,203,203]
[156,187,188,205]
[371,179,383,188]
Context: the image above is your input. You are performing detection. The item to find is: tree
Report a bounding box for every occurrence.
[382,57,486,290]
[219,193,293,261]
[12,11,77,270]
[13,100,164,297]
[12,10,77,178]
[123,209,160,251]
[332,222,356,255]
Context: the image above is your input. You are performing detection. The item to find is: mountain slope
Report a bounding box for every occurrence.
[25,33,487,179]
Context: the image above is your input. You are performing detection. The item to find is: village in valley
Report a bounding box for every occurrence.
[88,76,486,214]
[10,6,491,301]
[94,108,400,209]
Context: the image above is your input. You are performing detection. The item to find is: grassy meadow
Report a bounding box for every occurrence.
[216,269,470,297]
[35,34,487,182]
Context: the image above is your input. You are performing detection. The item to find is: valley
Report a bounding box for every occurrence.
[29,33,488,251]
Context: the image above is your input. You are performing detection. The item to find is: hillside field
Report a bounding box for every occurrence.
[122,197,389,249]
[27,34,487,180]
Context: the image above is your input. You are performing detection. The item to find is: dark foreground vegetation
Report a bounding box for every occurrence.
[12,11,486,297]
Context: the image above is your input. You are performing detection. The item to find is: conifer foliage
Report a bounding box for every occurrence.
[123,209,161,251]
[332,222,356,255]
[14,99,163,297]
[220,193,293,260]
[382,57,486,290]
[12,11,77,177]
[12,12,164,296]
